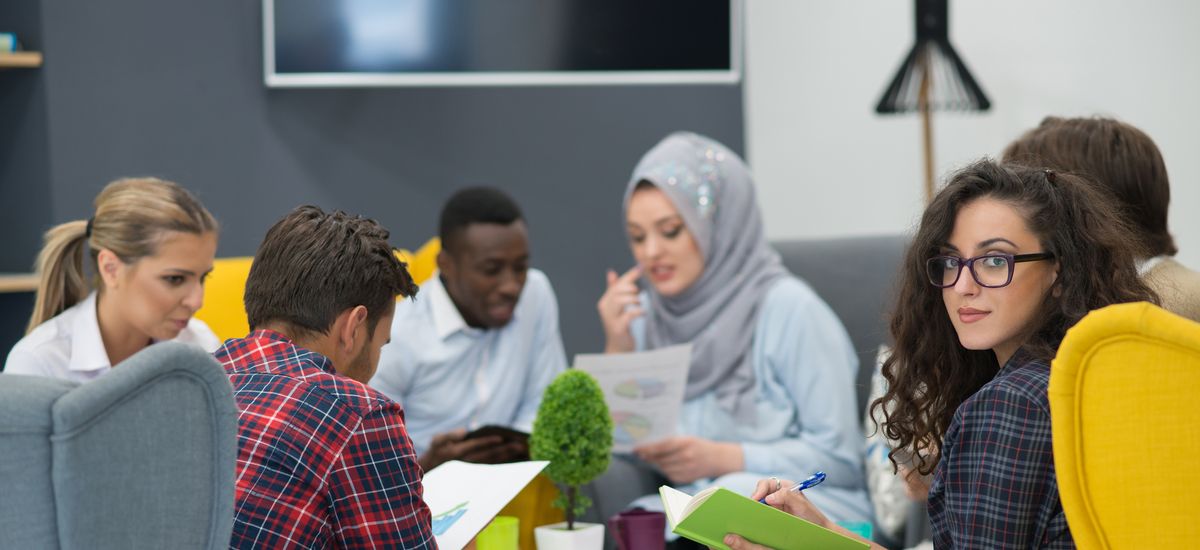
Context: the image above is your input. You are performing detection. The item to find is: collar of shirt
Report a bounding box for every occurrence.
[1137,254,1169,277]
[240,329,338,375]
[68,291,113,373]
[425,273,485,341]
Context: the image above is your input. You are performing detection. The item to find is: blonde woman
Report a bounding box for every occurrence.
[5,178,221,381]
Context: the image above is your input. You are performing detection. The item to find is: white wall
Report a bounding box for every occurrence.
[745,0,1200,269]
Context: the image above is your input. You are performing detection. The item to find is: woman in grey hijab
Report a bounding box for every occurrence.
[589,132,871,533]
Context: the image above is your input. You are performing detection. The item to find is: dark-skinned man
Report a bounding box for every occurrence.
[371,187,567,471]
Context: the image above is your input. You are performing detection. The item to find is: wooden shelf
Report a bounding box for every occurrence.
[0,273,38,293]
[0,51,43,69]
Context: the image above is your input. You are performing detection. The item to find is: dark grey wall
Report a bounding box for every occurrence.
[0,0,51,357]
[5,0,743,357]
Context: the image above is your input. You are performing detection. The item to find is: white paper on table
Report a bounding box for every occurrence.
[574,343,691,453]
[421,460,549,550]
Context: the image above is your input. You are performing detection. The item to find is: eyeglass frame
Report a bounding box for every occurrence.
[926,252,1055,288]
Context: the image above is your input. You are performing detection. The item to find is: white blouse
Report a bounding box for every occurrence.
[3,291,221,383]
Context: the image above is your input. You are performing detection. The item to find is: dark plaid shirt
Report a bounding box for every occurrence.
[928,353,1074,549]
[216,330,435,549]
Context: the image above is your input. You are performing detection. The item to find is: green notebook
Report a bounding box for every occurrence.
[659,485,868,550]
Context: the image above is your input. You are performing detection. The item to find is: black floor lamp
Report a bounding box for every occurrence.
[876,0,991,203]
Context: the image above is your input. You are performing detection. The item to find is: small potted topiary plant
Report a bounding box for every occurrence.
[530,369,613,550]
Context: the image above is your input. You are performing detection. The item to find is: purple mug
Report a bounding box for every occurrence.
[607,508,666,550]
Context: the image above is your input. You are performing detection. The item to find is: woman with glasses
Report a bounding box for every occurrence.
[587,132,872,530]
[724,160,1156,549]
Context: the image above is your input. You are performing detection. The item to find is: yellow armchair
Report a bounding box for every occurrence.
[195,238,442,341]
[194,257,254,342]
[1049,302,1200,549]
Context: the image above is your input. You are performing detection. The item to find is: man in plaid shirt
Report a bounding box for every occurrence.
[216,206,436,549]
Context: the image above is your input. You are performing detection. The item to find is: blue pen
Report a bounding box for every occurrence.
[758,471,826,504]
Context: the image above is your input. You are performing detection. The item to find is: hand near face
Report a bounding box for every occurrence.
[634,435,743,485]
[418,429,508,471]
[597,266,643,353]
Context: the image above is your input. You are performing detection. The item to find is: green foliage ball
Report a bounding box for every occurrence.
[530,369,613,492]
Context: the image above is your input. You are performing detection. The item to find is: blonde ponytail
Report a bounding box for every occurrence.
[24,177,218,333]
[27,220,91,333]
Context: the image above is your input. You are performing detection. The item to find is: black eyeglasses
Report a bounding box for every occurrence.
[926,252,1054,288]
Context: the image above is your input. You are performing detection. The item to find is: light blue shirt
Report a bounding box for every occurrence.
[632,276,871,523]
[370,269,567,456]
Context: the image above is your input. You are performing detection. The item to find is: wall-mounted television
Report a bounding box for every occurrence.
[264,0,741,87]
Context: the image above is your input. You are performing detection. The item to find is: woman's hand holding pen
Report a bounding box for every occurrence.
[719,478,831,550]
[749,477,832,526]
[723,477,884,550]
[598,265,643,353]
[634,435,743,484]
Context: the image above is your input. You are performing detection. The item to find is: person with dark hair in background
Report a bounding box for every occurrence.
[371,187,567,471]
[1004,116,1200,322]
[216,206,434,549]
[724,160,1157,550]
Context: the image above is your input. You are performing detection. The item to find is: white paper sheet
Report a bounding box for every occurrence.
[574,344,691,453]
[421,460,549,550]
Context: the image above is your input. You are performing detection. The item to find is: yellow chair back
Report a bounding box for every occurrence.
[497,474,565,550]
[397,237,441,287]
[195,238,441,341]
[195,257,254,342]
[1049,302,1200,549]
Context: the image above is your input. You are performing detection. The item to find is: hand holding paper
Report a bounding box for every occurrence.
[574,344,691,453]
[634,435,744,484]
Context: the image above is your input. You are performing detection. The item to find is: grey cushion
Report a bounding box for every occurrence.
[775,235,930,548]
[0,342,237,550]
[772,234,908,418]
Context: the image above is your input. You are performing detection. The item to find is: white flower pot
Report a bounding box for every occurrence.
[534,521,605,550]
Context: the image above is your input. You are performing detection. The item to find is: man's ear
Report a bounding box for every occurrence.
[337,305,370,352]
[436,248,453,278]
[96,249,124,290]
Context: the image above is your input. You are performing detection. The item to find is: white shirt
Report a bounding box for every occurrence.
[4,291,221,383]
[369,269,567,455]
[1137,254,1169,276]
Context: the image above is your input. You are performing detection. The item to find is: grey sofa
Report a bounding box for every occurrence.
[0,342,238,550]
[774,234,932,549]
[773,234,908,416]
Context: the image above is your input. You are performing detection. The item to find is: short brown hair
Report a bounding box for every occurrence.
[244,206,418,337]
[1003,116,1176,257]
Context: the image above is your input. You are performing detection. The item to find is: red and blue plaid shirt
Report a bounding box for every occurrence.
[216,330,436,549]
[928,352,1074,549]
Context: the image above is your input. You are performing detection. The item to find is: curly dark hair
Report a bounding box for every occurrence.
[872,159,1158,475]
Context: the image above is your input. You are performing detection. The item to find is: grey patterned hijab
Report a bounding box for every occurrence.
[624,132,787,423]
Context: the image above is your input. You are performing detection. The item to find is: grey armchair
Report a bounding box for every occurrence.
[773,234,908,415]
[0,342,237,550]
[774,234,932,549]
